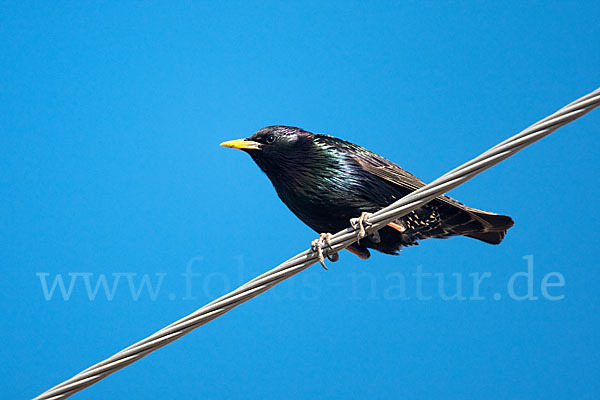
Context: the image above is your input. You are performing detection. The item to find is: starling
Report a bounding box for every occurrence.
[221,126,514,261]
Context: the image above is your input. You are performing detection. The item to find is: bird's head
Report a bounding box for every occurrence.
[220,126,314,175]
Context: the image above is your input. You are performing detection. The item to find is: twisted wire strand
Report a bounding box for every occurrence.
[34,88,600,400]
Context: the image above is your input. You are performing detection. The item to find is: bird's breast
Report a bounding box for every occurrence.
[269,169,376,233]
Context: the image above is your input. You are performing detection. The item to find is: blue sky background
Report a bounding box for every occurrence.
[2,2,599,399]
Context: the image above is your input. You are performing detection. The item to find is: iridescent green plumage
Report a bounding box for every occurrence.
[222,126,514,259]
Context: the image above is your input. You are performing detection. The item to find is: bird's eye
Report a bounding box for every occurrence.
[266,134,276,144]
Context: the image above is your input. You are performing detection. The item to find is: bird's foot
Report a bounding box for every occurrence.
[311,233,338,270]
[350,212,373,243]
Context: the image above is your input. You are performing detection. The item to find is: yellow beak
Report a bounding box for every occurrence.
[219,138,262,151]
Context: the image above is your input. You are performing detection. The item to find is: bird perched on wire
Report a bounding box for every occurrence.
[221,126,514,267]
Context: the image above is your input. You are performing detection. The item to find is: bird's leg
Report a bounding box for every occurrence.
[311,233,337,269]
[350,212,373,244]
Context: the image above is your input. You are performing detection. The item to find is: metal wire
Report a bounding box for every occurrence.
[34,88,600,400]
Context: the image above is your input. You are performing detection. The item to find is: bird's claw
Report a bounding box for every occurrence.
[350,212,373,243]
[311,233,337,270]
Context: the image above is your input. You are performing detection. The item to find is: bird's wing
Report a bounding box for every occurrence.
[313,134,513,237]
[315,134,428,191]
[348,150,501,229]
[349,152,426,191]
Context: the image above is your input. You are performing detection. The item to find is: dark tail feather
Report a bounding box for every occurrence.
[462,211,514,245]
[466,230,508,245]
[347,206,514,259]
